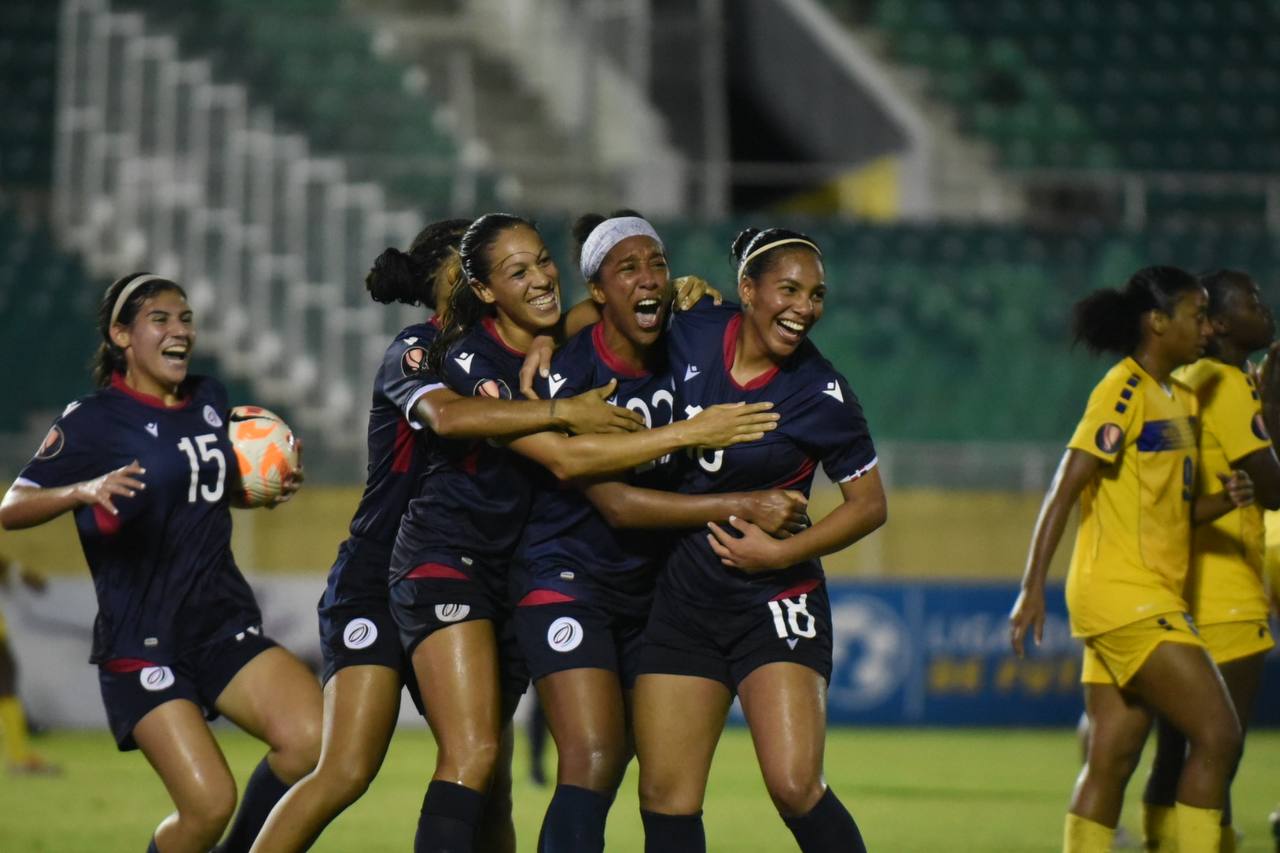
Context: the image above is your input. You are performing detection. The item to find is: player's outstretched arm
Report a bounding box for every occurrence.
[585,481,809,535]
[706,466,886,575]
[1008,449,1099,657]
[0,461,146,530]
[509,402,779,482]
[413,379,643,441]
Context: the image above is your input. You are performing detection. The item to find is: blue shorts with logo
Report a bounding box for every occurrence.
[514,594,648,689]
[98,625,276,751]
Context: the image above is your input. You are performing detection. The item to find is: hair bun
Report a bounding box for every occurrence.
[730,227,763,265]
[366,247,425,305]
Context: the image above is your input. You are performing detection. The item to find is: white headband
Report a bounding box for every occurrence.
[579,216,664,281]
[110,274,169,327]
[737,238,821,281]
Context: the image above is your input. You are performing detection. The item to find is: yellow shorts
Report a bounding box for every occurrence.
[1197,619,1275,665]
[1081,611,1206,687]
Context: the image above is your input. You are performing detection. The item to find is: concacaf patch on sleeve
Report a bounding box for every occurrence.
[474,378,512,400]
[1252,412,1270,441]
[1095,423,1123,454]
[34,425,65,460]
[401,346,428,377]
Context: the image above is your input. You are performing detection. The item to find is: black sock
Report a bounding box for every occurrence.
[640,809,705,853]
[415,780,485,853]
[782,788,867,853]
[538,785,611,853]
[146,839,159,853]
[215,757,292,853]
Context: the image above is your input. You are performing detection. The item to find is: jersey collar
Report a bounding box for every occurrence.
[110,372,192,410]
[723,313,780,391]
[591,322,650,379]
[481,315,527,358]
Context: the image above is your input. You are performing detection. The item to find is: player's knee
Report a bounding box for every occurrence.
[1189,717,1242,769]
[762,771,824,817]
[318,756,378,807]
[438,732,501,788]
[179,777,237,842]
[556,736,627,791]
[267,715,322,781]
[639,772,702,815]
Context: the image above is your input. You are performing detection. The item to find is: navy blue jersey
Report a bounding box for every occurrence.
[664,300,877,609]
[17,375,261,664]
[517,322,682,610]
[323,321,442,606]
[390,316,537,583]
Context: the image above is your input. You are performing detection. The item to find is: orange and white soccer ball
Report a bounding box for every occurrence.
[228,405,299,508]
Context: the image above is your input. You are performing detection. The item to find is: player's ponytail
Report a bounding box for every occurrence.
[366,218,470,308]
[92,273,186,387]
[1072,265,1199,356]
[425,213,533,375]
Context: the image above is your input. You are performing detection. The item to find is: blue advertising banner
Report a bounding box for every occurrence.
[812,580,1280,726]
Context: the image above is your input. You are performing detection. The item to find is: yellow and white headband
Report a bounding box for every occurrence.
[737,238,821,281]
[109,274,169,327]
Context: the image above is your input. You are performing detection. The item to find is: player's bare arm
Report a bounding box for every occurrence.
[584,480,808,535]
[0,461,147,529]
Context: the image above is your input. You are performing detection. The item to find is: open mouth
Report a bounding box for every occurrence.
[775,317,807,344]
[635,298,663,331]
[161,345,190,367]
[528,291,558,313]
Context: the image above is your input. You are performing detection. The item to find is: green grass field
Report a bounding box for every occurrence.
[1,726,1277,851]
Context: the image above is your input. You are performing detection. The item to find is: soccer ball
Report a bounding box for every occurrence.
[228,405,299,508]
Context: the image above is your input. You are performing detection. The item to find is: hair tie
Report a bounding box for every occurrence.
[579,216,664,280]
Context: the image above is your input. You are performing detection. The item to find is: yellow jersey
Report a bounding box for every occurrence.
[1065,357,1199,637]
[1176,358,1272,625]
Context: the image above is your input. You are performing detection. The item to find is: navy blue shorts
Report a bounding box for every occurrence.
[388,553,528,705]
[514,595,647,689]
[98,625,276,751]
[637,579,833,691]
[318,598,424,716]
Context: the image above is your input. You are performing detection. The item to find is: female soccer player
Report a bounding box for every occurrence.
[0,273,321,853]
[391,214,782,853]
[1009,266,1249,853]
[249,220,648,853]
[514,212,811,853]
[1140,269,1280,852]
[632,227,886,853]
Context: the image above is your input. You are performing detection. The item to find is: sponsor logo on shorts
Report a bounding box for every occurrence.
[435,603,471,623]
[203,405,224,428]
[546,616,583,653]
[1095,423,1123,454]
[139,666,175,692]
[34,426,64,460]
[343,617,378,650]
[401,346,428,377]
[1253,413,1269,441]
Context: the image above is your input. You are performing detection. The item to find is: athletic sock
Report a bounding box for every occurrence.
[538,784,611,853]
[146,839,159,853]
[1141,803,1177,852]
[1174,802,1223,853]
[640,810,705,853]
[415,780,484,853]
[215,756,291,852]
[1063,813,1113,853]
[0,696,32,765]
[781,787,868,853]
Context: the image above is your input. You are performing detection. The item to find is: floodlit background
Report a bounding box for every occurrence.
[1,1,1279,849]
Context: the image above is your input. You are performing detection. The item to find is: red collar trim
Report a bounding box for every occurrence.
[482,316,527,357]
[110,372,191,410]
[722,313,780,391]
[428,314,441,329]
[591,322,650,379]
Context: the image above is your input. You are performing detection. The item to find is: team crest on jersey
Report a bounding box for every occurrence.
[474,378,512,400]
[1253,413,1270,441]
[34,425,64,460]
[401,346,428,377]
[139,666,175,692]
[1095,423,1123,454]
[546,616,584,653]
[203,405,223,428]
[435,603,471,623]
[343,617,378,650]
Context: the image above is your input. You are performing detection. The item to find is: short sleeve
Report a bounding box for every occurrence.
[381,337,446,430]
[799,373,878,483]
[444,347,515,400]
[1067,372,1142,464]
[15,400,106,490]
[535,343,593,401]
[1203,369,1271,464]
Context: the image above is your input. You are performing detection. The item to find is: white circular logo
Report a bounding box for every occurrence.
[203,405,223,428]
[828,595,913,711]
[546,617,583,653]
[343,617,378,650]
[435,603,471,623]
[139,666,175,692]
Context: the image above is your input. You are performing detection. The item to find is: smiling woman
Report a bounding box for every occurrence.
[0,272,321,853]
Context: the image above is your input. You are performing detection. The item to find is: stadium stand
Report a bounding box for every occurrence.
[0,0,59,186]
